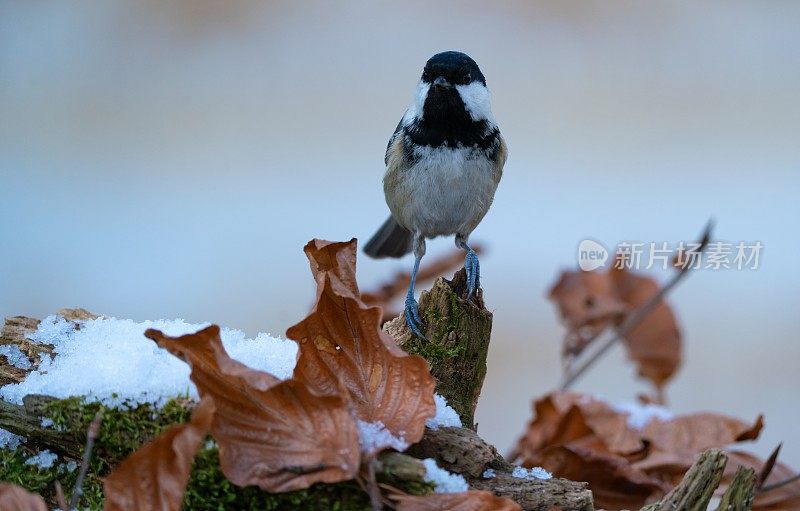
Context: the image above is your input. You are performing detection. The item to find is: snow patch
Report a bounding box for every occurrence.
[0,429,25,450]
[25,449,58,469]
[482,468,496,479]
[612,401,673,430]
[0,316,297,409]
[512,466,552,480]
[0,344,31,370]
[61,460,78,473]
[422,458,468,493]
[357,420,408,453]
[426,394,462,430]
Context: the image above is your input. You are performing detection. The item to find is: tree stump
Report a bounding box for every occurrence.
[384,268,492,429]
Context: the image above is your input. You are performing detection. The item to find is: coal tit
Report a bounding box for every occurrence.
[364,51,507,338]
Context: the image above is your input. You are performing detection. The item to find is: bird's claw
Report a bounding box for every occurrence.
[404,296,426,339]
[465,249,480,298]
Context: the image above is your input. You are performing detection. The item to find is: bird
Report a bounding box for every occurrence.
[364,51,507,338]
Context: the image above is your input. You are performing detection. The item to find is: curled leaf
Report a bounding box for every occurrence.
[103,397,215,511]
[287,239,436,447]
[514,392,644,460]
[146,325,360,492]
[393,490,523,511]
[0,483,47,511]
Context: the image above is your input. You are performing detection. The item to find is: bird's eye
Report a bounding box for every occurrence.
[462,73,472,84]
[422,69,430,81]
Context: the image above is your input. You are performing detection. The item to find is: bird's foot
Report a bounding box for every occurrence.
[404,296,426,339]
[465,249,480,298]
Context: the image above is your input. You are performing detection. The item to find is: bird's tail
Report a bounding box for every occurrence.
[363,216,413,258]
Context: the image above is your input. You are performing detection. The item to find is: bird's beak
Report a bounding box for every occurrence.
[432,76,452,90]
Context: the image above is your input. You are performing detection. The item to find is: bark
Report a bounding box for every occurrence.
[0,396,82,458]
[642,449,728,511]
[716,466,756,511]
[384,427,594,511]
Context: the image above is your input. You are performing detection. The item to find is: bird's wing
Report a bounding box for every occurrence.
[491,133,508,185]
[384,115,406,166]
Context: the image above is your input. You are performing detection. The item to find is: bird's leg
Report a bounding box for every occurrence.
[456,234,480,298]
[404,233,426,339]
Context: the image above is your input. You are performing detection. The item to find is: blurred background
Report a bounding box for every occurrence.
[2,1,799,466]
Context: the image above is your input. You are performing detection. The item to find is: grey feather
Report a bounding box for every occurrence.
[363,216,413,259]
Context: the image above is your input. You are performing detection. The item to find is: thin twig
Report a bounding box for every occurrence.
[759,472,800,494]
[560,220,713,390]
[69,410,103,509]
[54,481,69,511]
[366,459,383,511]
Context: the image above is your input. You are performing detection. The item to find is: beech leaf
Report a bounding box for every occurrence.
[393,490,523,511]
[513,392,770,510]
[146,325,360,492]
[287,239,436,447]
[549,267,681,390]
[103,397,215,511]
[634,413,764,477]
[610,267,681,389]
[514,392,644,460]
[0,483,47,511]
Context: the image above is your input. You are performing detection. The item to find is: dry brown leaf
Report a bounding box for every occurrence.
[549,270,627,358]
[549,267,681,390]
[0,483,48,511]
[513,392,663,510]
[513,392,772,510]
[393,490,523,511]
[609,267,681,389]
[146,325,360,492]
[634,413,764,479]
[287,239,436,447]
[102,397,215,511]
[514,392,644,460]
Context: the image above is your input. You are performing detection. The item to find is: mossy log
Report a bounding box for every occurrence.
[384,268,492,429]
[2,310,594,510]
[0,396,82,458]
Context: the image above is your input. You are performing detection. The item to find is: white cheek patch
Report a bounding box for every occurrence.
[456,82,496,125]
[402,80,430,125]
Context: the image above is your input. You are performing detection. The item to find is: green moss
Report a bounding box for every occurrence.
[403,335,466,366]
[184,448,371,511]
[44,394,195,468]
[402,286,467,365]
[0,448,71,503]
[0,396,198,509]
[2,396,427,510]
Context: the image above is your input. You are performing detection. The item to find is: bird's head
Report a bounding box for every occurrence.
[405,51,495,127]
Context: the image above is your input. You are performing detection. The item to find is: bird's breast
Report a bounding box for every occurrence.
[383,143,500,238]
